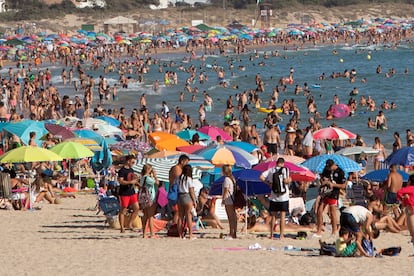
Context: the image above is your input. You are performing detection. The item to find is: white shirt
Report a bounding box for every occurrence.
[261,166,290,202]
[176,175,194,193]
[222,176,234,205]
[342,205,371,223]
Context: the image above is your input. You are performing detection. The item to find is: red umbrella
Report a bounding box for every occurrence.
[253,160,316,182]
[313,127,356,140]
[176,145,206,154]
[45,123,75,140]
[198,125,232,141]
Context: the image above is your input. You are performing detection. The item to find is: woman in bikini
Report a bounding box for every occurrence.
[373,137,386,170]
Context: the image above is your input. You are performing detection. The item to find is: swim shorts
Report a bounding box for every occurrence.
[340,212,360,233]
[322,197,338,206]
[269,200,289,213]
[265,143,278,154]
[119,194,138,208]
[385,191,398,205]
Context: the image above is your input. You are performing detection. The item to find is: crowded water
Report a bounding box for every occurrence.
[5,41,414,149]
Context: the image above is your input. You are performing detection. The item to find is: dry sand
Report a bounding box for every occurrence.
[1,194,413,275]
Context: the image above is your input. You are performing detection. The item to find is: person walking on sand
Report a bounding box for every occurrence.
[117,155,140,233]
[260,158,291,240]
[169,154,190,224]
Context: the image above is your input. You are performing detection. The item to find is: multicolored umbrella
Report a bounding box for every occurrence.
[195,145,257,168]
[313,127,357,140]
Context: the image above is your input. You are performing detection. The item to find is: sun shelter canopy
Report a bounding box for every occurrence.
[104,16,136,25]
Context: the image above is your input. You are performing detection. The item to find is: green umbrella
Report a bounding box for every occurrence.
[0,146,63,163]
[49,141,94,159]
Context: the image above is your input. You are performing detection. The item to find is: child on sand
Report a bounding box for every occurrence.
[335,228,357,257]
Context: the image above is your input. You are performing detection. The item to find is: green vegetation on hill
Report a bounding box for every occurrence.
[0,0,412,22]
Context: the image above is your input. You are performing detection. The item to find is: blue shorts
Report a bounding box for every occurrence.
[385,192,398,205]
[340,212,359,233]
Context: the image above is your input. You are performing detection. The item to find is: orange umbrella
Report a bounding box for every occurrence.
[209,147,236,166]
[148,132,189,151]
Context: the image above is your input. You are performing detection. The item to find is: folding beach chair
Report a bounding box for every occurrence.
[98,196,120,217]
[350,182,366,207]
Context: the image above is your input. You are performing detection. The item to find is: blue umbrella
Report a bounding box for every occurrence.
[176,129,210,141]
[362,169,409,182]
[210,169,270,196]
[225,141,259,153]
[385,147,414,166]
[3,120,47,146]
[95,116,121,127]
[301,154,361,174]
[73,129,104,143]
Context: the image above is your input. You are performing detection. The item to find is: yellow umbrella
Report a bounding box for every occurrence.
[0,146,63,163]
[66,138,102,151]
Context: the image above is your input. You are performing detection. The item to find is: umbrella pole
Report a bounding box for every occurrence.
[245,180,248,236]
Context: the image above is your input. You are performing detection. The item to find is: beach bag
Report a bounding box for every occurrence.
[168,181,179,206]
[232,185,247,209]
[272,167,287,195]
[380,246,401,256]
[157,186,168,208]
[139,177,153,209]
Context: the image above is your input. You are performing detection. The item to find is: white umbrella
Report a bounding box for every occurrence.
[335,146,379,156]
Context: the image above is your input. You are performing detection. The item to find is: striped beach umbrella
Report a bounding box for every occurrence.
[133,158,202,183]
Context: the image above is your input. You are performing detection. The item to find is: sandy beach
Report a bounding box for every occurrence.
[1,193,413,275]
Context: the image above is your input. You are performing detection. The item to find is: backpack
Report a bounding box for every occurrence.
[138,177,153,209]
[272,167,287,195]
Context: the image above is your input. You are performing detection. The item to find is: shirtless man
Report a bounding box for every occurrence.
[0,102,8,122]
[263,124,280,156]
[385,164,403,217]
[375,111,387,130]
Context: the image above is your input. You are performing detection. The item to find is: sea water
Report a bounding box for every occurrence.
[4,42,414,149]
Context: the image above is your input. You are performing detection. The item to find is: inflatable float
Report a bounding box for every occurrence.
[257,107,283,113]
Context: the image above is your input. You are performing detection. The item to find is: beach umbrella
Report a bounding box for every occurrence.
[148,132,190,151]
[0,146,63,163]
[65,138,102,151]
[362,169,409,183]
[49,141,94,159]
[92,124,123,137]
[176,129,210,141]
[82,118,107,128]
[95,116,121,127]
[72,129,105,143]
[269,154,306,165]
[313,127,356,140]
[198,125,233,141]
[225,141,259,153]
[253,160,317,182]
[0,146,63,209]
[45,123,75,140]
[3,120,47,146]
[194,145,256,169]
[133,158,202,183]
[210,169,270,197]
[176,145,206,154]
[385,147,414,166]
[336,146,379,156]
[301,154,361,174]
